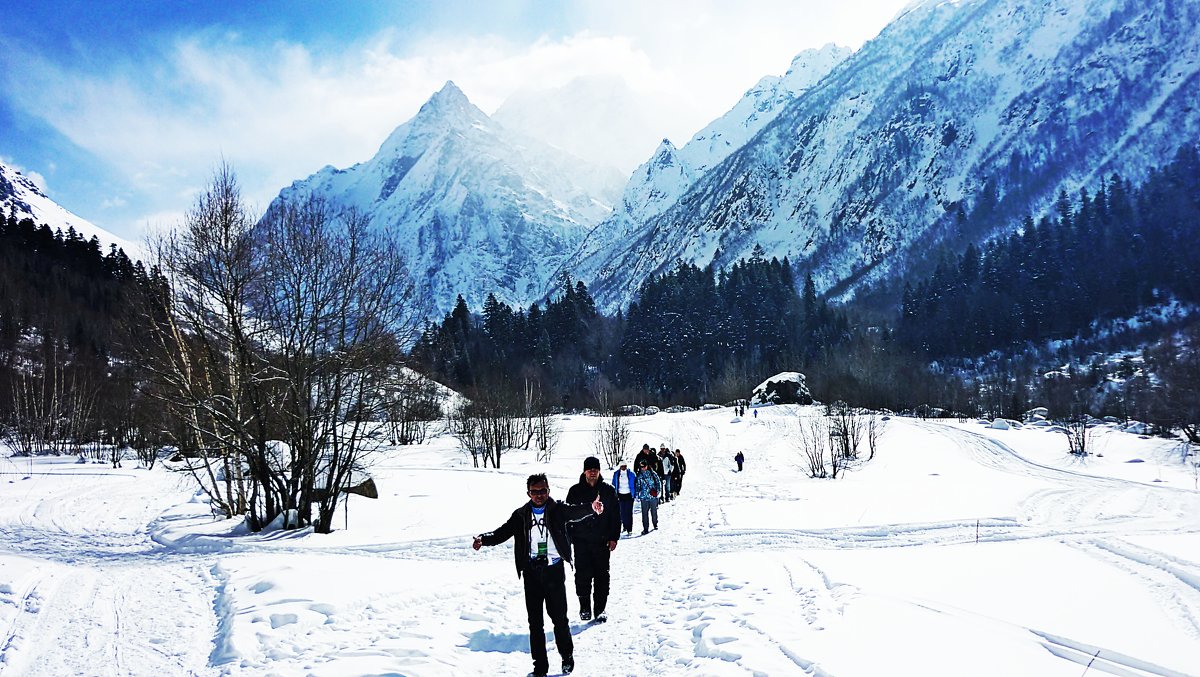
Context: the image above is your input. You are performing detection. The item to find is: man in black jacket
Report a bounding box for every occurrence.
[473,473,602,677]
[565,456,620,623]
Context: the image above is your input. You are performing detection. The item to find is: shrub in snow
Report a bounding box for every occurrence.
[644,406,660,415]
[750,372,813,406]
[701,404,722,410]
[615,405,645,416]
[664,405,695,413]
[989,419,1011,430]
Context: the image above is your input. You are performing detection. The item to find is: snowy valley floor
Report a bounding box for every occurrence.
[2,406,1199,676]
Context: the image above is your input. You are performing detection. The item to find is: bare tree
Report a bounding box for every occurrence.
[593,394,630,468]
[255,197,421,534]
[1063,415,1093,457]
[828,401,865,461]
[794,414,829,478]
[383,370,441,446]
[524,379,560,462]
[131,162,265,524]
[450,392,525,469]
[866,413,886,461]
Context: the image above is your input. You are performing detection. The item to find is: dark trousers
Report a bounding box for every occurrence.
[618,494,634,532]
[640,498,658,532]
[573,540,611,615]
[523,560,572,674]
[672,474,682,496]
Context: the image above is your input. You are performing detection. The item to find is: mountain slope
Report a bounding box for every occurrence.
[270,82,623,315]
[571,0,1200,311]
[0,158,139,256]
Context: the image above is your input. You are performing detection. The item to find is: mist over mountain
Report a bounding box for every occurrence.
[493,74,664,176]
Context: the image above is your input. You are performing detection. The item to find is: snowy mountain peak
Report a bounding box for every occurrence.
[269,82,621,316]
[651,139,681,166]
[0,158,139,256]
[420,80,476,119]
[567,0,1200,313]
[781,43,854,92]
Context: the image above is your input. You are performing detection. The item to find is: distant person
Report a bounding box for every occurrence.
[734,451,745,472]
[612,460,636,535]
[753,409,758,419]
[472,473,603,677]
[635,460,660,534]
[566,457,620,623]
[671,449,685,498]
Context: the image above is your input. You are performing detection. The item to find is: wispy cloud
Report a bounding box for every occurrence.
[0,0,908,237]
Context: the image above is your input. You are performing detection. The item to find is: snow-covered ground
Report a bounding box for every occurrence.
[2,406,1198,676]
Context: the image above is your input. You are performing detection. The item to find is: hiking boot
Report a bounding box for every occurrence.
[594,611,608,623]
[563,655,575,674]
[579,609,591,621]
[641,529,648,535]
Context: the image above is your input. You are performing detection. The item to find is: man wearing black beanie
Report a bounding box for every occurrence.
[565,456,620,622]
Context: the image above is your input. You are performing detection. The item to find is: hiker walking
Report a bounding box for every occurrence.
[612,460,636,535]
[472,473,603,677]
[658,447,674,503]
[734,451,745,472]
[671,449,685,498]
[566,457,620,623]
[635,459,660,534]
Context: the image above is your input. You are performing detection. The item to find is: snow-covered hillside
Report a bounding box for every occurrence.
[570,0,1200,312]
[562,44,851,296]
[0,158,139,257]
[3,406,1198,676]
[270,82,624,316]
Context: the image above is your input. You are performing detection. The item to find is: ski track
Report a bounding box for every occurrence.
[2,416,1199,675]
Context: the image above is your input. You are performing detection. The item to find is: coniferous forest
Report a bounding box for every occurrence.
[1,146,1199,465]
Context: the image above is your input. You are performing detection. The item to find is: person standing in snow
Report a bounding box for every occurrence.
[566,457,620,623]
[612,460,636,535]
[472,473,603,677]
[657,447,674,503]
[734,451,745,472]
[634,444,657,474]
[635,460,660,534]
[671,449,685,498]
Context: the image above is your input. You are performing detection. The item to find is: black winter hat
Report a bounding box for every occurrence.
[583,456,601,470]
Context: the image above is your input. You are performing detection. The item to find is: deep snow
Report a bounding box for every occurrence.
[2,406,1198,676]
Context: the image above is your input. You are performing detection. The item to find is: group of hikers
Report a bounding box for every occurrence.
[471,443,687,677]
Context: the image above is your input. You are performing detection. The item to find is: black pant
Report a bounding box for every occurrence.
[523,559,572,674]
[618,494,634,532]
[573,540,611,615]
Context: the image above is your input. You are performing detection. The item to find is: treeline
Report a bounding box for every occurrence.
[0,212,160,456]
[410,248,963,410]
[899,145,1200,357]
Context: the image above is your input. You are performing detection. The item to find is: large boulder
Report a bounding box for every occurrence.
[750,372,813,406]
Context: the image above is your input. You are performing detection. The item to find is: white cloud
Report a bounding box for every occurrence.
[101,196,128,209]
[1,1,909,236]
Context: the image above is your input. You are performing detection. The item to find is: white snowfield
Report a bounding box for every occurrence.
[2,406,1199,676]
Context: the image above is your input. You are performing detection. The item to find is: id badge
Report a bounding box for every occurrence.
[537,541,548,557]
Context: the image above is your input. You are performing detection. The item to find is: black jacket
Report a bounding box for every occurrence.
[480,498,595,578]
[565,477,620,544]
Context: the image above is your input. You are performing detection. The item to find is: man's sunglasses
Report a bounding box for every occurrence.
[528,488,549,496]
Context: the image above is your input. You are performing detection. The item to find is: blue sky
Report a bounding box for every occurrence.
[0,1,910,241]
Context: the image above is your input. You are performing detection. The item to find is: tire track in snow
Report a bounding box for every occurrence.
[1066,537,1200,641]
